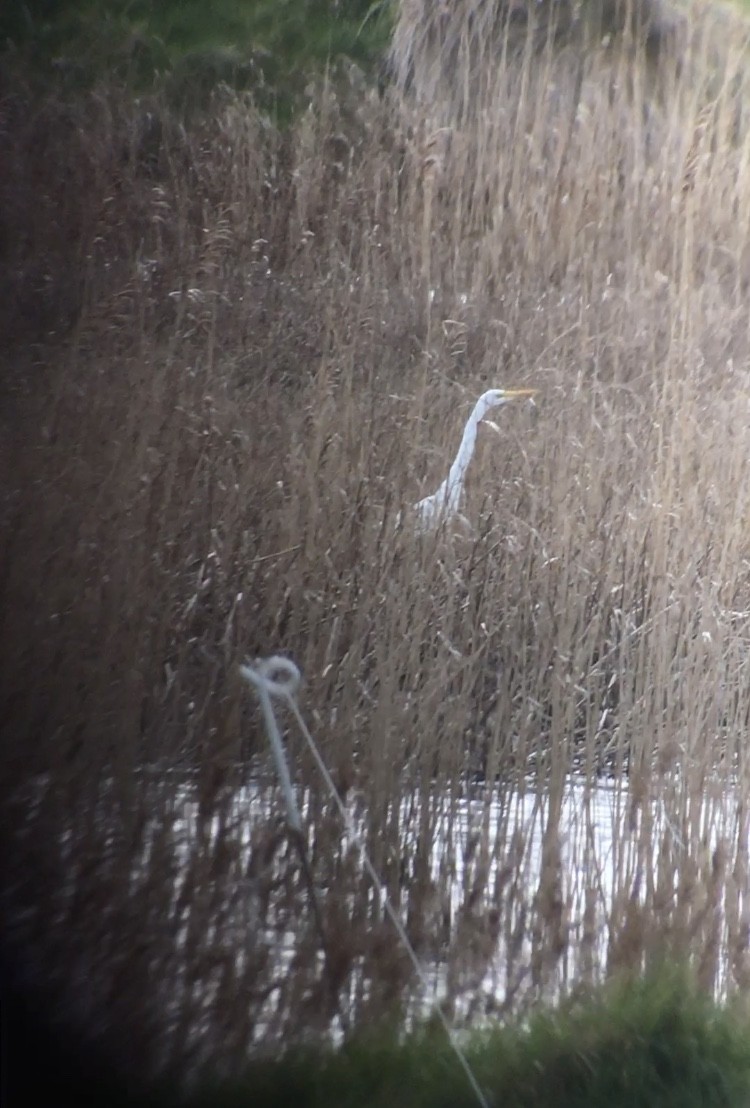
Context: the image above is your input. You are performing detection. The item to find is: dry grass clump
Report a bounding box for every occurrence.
[4,0,750,1085]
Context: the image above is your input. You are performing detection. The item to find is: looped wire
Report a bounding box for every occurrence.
[240,655,301,698]
[239,654,489,1108]
[239,655,302,834]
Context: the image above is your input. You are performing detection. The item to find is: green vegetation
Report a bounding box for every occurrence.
[187,973,750,1107]
[1,0,392,115]
[15,969,750,1105]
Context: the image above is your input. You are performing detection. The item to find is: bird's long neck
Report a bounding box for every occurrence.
[440,410,481,510]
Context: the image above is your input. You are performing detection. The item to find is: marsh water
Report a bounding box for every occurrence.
[4,748,748,1084]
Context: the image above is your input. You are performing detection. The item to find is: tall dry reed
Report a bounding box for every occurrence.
[3,0,750,1084]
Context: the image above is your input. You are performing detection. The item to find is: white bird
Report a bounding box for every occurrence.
[413,387,537,529]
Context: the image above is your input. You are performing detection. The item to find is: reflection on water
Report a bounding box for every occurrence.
[168,768,748,1034]
[5,765,749,1078]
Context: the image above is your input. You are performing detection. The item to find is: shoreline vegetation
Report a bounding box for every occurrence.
[5,0,750,1103]
[8,968,750,1105]
[192,970,750,1107]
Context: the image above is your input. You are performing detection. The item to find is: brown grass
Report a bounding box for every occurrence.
[4,0,750,1085]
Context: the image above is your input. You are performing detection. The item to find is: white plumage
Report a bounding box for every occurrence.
[413,387,537,529]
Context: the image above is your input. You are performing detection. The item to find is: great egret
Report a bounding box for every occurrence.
[413,388,537,529]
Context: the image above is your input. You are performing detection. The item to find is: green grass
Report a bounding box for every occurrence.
[185,972,750,1107]
[11,967,750,1105]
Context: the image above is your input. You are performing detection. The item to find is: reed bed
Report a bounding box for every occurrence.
[3,0,750,1087]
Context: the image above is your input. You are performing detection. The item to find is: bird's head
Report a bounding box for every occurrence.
[475,387,537,420]
[481,387,537,407]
